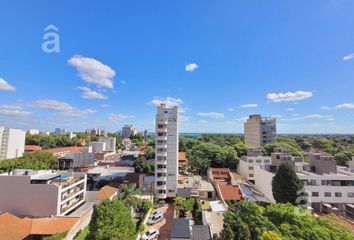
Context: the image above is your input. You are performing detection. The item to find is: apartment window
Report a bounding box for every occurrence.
[348,192,354,198]
[157,181,166,186]
[248,159,253,163]
[256,159,261,163]
[249,174,254,178]
[168,190,175,193]
[248,166,254,170]
[157,164,166,169]
[335,192,342,197]
[264,160,270,163]
[324,192,331,197]
[312,192,319,197]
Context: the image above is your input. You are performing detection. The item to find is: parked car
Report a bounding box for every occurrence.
[155,200,166,208]
[151,209,163,217]
[141,229,159,240]
[147,211,163,225]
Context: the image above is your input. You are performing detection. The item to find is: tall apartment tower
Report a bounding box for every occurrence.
[244,114,276,148]
[0,126,26,160]
[155,104,179,199]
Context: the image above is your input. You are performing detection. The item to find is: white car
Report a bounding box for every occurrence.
[147,211,163,225]
[141,229,159,240]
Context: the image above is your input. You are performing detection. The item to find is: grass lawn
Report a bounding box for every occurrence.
[74,227,90,240]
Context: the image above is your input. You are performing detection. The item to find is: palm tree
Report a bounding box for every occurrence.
[118,184,142,210]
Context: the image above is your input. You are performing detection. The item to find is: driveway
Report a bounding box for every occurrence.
[146,204,174,240]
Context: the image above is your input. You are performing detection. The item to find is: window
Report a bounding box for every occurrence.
[248,159,253,163]
[312,192,319,197]
[249,174,254,178]
[264,160,270,163]
[248,166,254,170]
[168,174,175,176]
[256,159,262,163]
[324,192,331,197]
[335,192,342,197]
[348,192,354,198]
[168,189,175,193]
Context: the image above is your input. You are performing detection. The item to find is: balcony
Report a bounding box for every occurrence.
[155,184,167,190]
[156,168,167,173]
[156,175,167,181]
[157,151,167,157]
[157,119,168,125]
[157,128,167,133]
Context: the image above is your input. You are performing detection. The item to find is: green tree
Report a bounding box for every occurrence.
[118,184,142,210]
[187,142,238,174]
[87,199,136,240]
[272,162,303,205]
[133,156,154,175]
[334,152,350,166]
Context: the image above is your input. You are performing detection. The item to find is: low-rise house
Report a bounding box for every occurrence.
[192,225,212,240]
[171,218,191,240]
[0,212,79,240]
[177,175,216,199]
[207,168,232,184]
[24,145,42,152]
[0,169,86,217]
[217,183,244,201]
[179,152,189,169]
[86,166,134,189]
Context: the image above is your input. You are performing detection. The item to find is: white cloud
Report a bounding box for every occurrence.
[240,104,258,108]
[228,108,235,112]
[335,103,354,109]
[321,106,331,110]
[101,104,110,108]
[78,86,108,100]
[68,55,115,88]
[197,112,224,119]
[266,91,313,102]
[148,97,183,108]
[0,78,16,91]
[179,115,192,122]
[32,99,95,117]
[292,113,300,117]
[271,115,282,118]
[185,63,199,72]
[287,108,295,111]
[120,80,126,84]
[0,104,31,116]
[343,53,354,61]
[282,114,323,121]
[305,114,323,119]
[326,117,335,121]
[108,113,134,122]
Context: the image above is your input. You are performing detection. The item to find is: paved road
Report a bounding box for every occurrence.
[146,204,174,240]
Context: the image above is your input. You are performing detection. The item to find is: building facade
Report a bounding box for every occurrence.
[244,114,276,148]
[0,170,87,217]
[121,124,137,138]
[0,126,25,160]
[155,104,179,199]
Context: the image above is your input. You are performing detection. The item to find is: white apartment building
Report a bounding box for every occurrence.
[0,126,26,160]
[0,170,86,217]
[244,114,276,148]
[122,124,137,138]
[249,150,354,213]
[99,136,116,153]
[155,104,179,199]
[238,148,271,183]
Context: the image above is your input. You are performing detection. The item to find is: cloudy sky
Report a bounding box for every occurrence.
[0,0,354,133]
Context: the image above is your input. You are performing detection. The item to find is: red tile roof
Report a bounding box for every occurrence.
[42,146,82,154]
[24,145,42,151]
[0,212,79,240]
[210,168,231,180]
[218,184,243,201]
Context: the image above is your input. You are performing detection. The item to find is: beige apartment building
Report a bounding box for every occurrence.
[244,114,276,148]
[155,104,179,199]
[0,170,86,217]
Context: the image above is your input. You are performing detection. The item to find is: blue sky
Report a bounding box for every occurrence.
[0,0,354,133]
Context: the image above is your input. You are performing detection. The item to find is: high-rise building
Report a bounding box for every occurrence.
[154,104,179,199]
[121,124,137,138]
[244,114,276,148]
[0,126,26,160]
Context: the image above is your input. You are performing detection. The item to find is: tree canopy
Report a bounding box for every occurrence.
[133,156,154,175]
[272,162,304,205]
[219,201,354,240]
[87,199,136,240]
[187,142,238,174]
[0,151,58,173]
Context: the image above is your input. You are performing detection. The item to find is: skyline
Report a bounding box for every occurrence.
[1,1,354,133]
